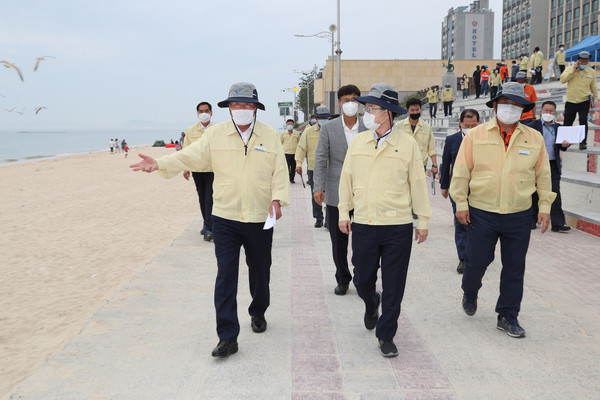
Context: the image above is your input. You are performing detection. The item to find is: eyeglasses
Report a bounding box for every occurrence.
[364,106,385,113]
[340,98,358,104]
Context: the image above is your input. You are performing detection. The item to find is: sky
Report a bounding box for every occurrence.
[0,0,502,131]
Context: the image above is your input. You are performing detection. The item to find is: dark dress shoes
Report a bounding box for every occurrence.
[211,339,238,357]
[334,283,349,296]
[364,291,381,330]
[551,224,571,232]
[251,315,267,333]
[314,219,323,228]
[457,260,464,274]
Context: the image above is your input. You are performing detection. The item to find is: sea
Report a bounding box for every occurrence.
[0,128,186,165]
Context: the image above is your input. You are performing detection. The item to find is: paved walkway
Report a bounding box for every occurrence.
[7,180,600,400]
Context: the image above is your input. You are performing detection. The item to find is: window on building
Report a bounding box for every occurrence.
[552,0,556,8]
[551,17,556,28]
[592,21,598,35]
[557,33,563,44]
[559,0,564,8]
[574,7,580,20]
[584,3,590,16]
[566,11,572,23]
[558,14,563,26]
[573,27,580,42]
[594,0,599,13]
[550,37,555,53]
[583,24,589,37]
[566,31,571,46]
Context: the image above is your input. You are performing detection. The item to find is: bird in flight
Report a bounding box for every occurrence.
[1,61,24,82]
[35,106,47,115]
[14,107,26,115]
[4,107,16,112]
[34,56,55,72]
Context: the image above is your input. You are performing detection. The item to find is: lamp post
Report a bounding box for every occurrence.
[336,0,342,90]
[294,28,335,92]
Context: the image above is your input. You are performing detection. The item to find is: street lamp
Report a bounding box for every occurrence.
[294,28,335,92]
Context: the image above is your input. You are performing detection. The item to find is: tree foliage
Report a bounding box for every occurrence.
[296,66,323,121]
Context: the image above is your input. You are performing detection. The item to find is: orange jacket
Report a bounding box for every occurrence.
[480,70,491,82]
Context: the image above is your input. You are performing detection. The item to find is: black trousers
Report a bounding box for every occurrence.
[490,85,498,100]
[474,81,481,98]
[443,101,453,117]
[531,160,565,226]
[307,170,324,220]
[563,101,590,146]
[285,153,295,182]
[212,216,273,340]
[429,102,437,118]
[192,171,214,232]
[352,223,413,342]
[326,205,352,285]
[558,64,565,74]
[462,207,532,319]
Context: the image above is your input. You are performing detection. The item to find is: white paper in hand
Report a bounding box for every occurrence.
[556,126,585,144]
[263,206,276,230]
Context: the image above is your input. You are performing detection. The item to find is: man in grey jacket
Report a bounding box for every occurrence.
[313,84,365,295]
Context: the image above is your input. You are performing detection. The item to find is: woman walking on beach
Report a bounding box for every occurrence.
[122,140,129,158]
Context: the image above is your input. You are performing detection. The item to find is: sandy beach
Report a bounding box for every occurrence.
[0,147,198,397]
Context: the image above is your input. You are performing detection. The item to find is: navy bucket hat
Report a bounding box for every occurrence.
[314,105,331,118]
[354,83,407,115]
[218,82,265,110]
[486,81,535,112]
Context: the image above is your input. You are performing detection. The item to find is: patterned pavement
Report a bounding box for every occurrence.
[6,176,600,400]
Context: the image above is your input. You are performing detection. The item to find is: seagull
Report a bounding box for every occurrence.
[34,106,47,115]
[1,61,24,81]
[34,56,55,72]
[4,107,16,112]
[15,107,26,115]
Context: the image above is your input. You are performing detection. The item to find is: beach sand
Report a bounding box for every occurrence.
[0,147,198,397]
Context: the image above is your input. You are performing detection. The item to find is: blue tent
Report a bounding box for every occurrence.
[550,35,600,62]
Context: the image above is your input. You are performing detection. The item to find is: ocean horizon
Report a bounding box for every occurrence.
[0,128,188,165]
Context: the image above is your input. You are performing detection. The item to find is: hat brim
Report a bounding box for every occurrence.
[354,95,407,115]
[486,94,535,112]
[217,97,265,110]
[314,113,332,118]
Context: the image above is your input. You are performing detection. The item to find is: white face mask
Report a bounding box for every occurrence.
[230,109,255,125]
[462,128,471,135]
[198,112,211,123]
[317,118,327,127]
[286,124,293,131]
[363,111,382,131]
[496,104,523,125]
[342,101,359,117]
[541,113,556,123]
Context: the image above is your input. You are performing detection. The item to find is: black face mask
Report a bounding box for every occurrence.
[410,113,421,120]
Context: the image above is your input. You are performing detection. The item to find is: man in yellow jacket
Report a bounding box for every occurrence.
[130,82,290,358]
[397,97,438,175]
[296,105,330,227]
[449,82,555,338]
[554,44,566,75]
[441,83,455,117]
[530,46,544,84]
[280,117,300,183]
[338,83,430,358]
[560,50,598,150]
[183,101,214,240]
[426,85,439,118]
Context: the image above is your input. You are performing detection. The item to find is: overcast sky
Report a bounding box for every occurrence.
[0,0,502,130]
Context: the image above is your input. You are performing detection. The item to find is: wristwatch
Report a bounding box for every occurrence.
[431,164,438,168]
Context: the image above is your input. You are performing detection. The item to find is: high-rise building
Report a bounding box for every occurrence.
[548,0,600,56]
[501,0,549,60]
[441,0,495,60]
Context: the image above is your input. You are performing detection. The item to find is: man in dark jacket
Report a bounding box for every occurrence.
[440,109,480,273]
[527,101,571,232]
[472,66,481,98]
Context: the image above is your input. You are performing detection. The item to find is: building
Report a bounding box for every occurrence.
[441,1,495,60]
[549,0,600,56]
[501,0,549,60]
[315,58,507,112]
